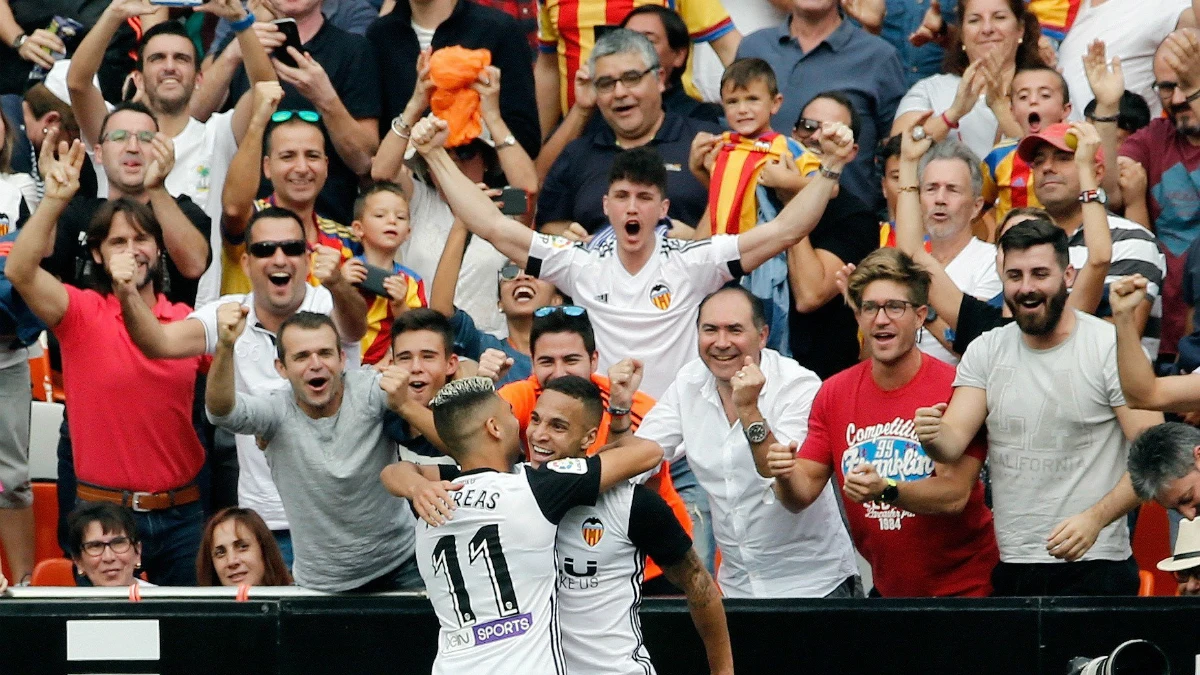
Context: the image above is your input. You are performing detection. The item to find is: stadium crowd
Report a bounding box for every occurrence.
[5,0,1200,668]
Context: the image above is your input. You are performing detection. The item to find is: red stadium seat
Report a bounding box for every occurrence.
[32,482,61,563]
[30,558,75,587]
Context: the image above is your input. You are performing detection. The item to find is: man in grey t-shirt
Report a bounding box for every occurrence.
[206,306,421,592]
[915,219,1162,596]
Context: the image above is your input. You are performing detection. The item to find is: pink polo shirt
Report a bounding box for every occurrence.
[55,286,205,492]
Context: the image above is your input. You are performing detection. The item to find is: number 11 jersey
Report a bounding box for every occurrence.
[415,456,602,675]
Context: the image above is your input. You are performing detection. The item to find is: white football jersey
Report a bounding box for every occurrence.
[415,457,602,675]
[556,482,692,675]
[526,232,741,399]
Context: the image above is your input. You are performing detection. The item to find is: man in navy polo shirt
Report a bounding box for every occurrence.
[536,29,718,236]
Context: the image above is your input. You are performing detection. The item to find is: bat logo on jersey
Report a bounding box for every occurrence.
[650,283,672,310]
[581,517,604,547]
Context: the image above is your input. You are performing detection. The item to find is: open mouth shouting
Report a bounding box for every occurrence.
[1014,291,1046,313]
[1026,111,1042,133]
[510,283,537,304]
[623,218,642,237]
[304,373,331,397]
[268,271,292,288]
[871,328,898,349]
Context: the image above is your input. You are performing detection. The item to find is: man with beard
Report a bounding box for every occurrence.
[117,207,367,566]
[769,248,1000,597]
[1020,122,1166,337]
[206,310,422,592]
[67,0,276,306]
[915,219,1164,596]
[1109,29,1200,359]
[5,138,209,584]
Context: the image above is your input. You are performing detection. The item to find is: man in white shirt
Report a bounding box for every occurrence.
[115,207,367,564]
[636,286,859,598]
[66,0,277,306]
[916,219,1163,596]
[406,112,855,399]
[913,139,1001,365]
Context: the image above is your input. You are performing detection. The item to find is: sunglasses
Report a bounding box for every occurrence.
[534,305,586,318]
[271,110,321,123]
[101,129,156,143]
[499,262,523,281]
[248,239,307,258]
[793,118,821,136]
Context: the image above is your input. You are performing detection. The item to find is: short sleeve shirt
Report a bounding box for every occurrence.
[953,311,1133,563]
[1120,118,1200,256]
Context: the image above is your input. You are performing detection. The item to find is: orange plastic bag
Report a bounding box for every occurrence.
[428,46,492,148]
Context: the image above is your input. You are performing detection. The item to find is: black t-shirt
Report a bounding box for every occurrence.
[42,193,211,306]
[788,191,880,380]
[385,411,442,459]
[227,20,381,225]
[537,113,718,233]
[627,483,691,568]
[662,85,723,126]
[953,294,1010,355]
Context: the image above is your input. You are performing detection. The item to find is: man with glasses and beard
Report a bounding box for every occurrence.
[915,219,1164,596]
[1110,29,1200,360]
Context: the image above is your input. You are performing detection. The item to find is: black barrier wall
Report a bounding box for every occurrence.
[1,597,1198,675]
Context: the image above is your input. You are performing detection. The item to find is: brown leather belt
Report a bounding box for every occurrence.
[77,483,201,512]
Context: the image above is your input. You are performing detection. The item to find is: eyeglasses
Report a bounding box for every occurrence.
[534,305,586,318]
[793,118,821,136]
[82,536,133,557]
[101,129,156,144]
[593,67,657,94]
[499,262,523,281]
[271,110,321,123]
[859,300,918,319]
[248,239,307,258]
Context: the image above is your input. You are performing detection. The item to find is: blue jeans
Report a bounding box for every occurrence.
[75,497,204,586]
[670,458,716,576]
[273,529,294,570]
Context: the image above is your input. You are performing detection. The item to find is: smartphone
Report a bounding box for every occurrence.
[356,264,393,297]
[272,18,304,68]
[497,186,527,216]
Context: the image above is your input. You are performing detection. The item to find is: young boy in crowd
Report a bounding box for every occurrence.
[343,182,427,365]
[689,57,822,355]
[981,66,1073,227]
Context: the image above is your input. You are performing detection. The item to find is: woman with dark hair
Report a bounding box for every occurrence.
[196,508,292,587]
[0,111,35,215]
[891,0,1046,160]
[67,502,148,587]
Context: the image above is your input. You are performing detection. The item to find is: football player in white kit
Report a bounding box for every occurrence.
[409,377,665,675]
[388,376,734,675]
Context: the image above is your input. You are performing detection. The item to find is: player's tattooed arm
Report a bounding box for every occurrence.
[662,549,734,675]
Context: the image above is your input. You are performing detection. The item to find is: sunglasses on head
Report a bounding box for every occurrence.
[499,262,523,281]
[248,239,307,258]
[534,305,586,318]
[271,110,321,124]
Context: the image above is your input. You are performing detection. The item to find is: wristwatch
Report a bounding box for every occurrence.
[744,421,768,444]
[924,305,938,325]
[880,478,899,504]
[1079,188,1108,205]
[495,134,518,149]
[12,33,27,50]
[607,406,631,417]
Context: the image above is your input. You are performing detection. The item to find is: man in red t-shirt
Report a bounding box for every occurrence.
[767,248,999,597]
[5,135,207,585]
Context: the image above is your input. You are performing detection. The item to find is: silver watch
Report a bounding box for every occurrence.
[744,421,768,444]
